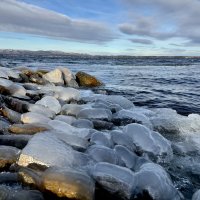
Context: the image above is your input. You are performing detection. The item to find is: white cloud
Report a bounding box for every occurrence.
[0,0,114,43]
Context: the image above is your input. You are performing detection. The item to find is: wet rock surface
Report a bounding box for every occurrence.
[0,66,196,200]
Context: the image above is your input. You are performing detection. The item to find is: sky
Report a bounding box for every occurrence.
[0,0,200,56]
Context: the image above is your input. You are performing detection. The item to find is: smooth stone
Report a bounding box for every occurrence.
[61,104,85,116]
[0,70,9,79]
[123,124,173,161]
[43,69,64,85]
[28,104,56,119]
[0,78,13,87]
[0,145,20,168]
[0,67,20,79]
[77,108,112,121]
[87,145,120,165]
[21,112,51,124]
[0,135,31,149]
[92,120,113,130]
[36,96,61,114]
[54,115,76,125]
[111,130,136,152]
[91,162,136,200]
[58,67,79,88]
[72,119,94,129]
[0,105,21,123]
[76,71,102,87]
[90,131,113,148]
[7,83,27,98]
[42,167,94,200]
[134,163,181,200]
[18,132,92,168]
[192,190,200,200]
[9,123,51,135]
[0,120,10,134]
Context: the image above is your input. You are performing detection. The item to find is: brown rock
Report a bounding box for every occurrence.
[76,71,103,87]
[9,123,51,135]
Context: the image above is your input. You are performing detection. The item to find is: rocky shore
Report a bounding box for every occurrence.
[0,65,199,200]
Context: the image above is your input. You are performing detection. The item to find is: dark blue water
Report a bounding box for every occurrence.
[1,55,200,115]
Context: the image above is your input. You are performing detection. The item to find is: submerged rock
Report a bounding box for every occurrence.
[76,71,103,87]
[42,167,94,200]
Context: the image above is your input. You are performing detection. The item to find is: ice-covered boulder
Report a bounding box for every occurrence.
[87,145,120,165]
[36,96,61,114]
[55,115,76,124]
[43,69,64,85]
[42,167,94,200]
[113,109,152,128]
[58,67,79,88]
[48,120,91,139]
[123,124,173,161]
[91,162,136,200]
[18,132,92,168]
[28,104,56,119]
[91,131,113,148]
[77,108,112,121]
[134,163,181,200]
[61,104,86,116]
[111,130,136,152]
[192,190,200,200]
[21,112,51,124]
[72,119,94,129]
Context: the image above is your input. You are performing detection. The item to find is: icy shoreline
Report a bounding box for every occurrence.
[0,66,199,199]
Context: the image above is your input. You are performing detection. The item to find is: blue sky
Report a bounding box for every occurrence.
[0,0,200,55]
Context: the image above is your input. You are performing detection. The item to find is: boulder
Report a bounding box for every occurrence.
[76,71,103,87]
[58,67,79,88]
[9,123,51,135]
[61,104,85,116]
[21,112,51,124]
[55,115,76,124]
[72,119,94,129]
[43,69,64,85]
[91,162,136,200]
[134,163,181,200]
[77,108,112,121]
[192,190,200,200]
[0,120,10,134]
[0,145,20,169]
[36,96,61,114]
[42,167,94,200]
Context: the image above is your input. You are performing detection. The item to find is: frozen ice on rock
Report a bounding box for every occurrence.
[61,104,86,116]
[192,190,200,200]
[42,167,94,200]
[111,130,136,152]
[91,162,136,200]
[36,96,61,114]
[123,124,173,161]
[21,112,51,124]
[54,115,76,124]
[113,109,152,128]
[18,132,92,168]
[48,120,91,139]
[91,131,113,148]
[87,145,120,165]
[134,163,181,200]
[77,108,112,121]
[43,69,64,85]
[53,86,80,102]
[28,104,56,118]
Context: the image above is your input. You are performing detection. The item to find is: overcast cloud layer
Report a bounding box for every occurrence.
[120,0,200,45]
[0,0,114,43]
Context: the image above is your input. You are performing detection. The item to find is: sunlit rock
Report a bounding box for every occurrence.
[43,69,64,85]
[21,112,51,124]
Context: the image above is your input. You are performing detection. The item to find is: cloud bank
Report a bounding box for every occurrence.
[0,0,114,43]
